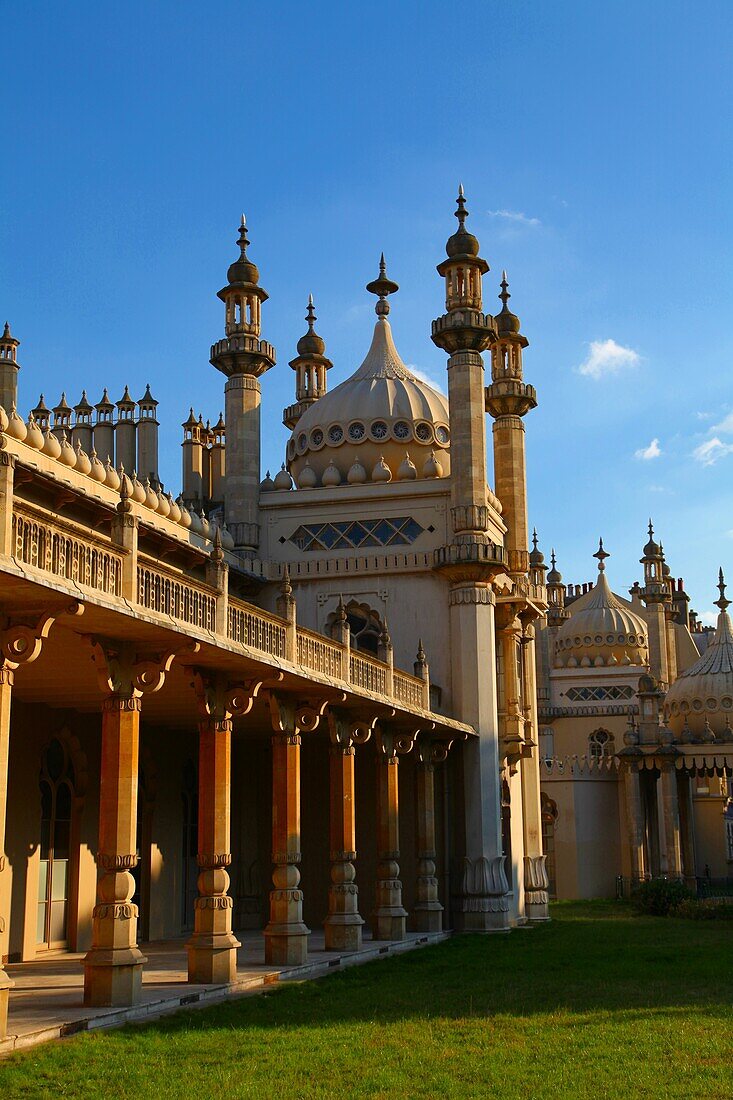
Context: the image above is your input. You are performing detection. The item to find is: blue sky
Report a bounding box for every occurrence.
[2,1,732,621]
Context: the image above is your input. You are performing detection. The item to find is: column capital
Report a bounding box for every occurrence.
[1,601,84,669]
[416,730,464,766]
[376,725,418,760]
[91,637,198,699]
[189,668,274,722]
[327,707,378,750]
[267,690,336,737]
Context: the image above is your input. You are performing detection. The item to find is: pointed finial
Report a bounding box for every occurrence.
[499,269,511,309]
[551,549,557,568]
[716,567,730,612]
[416,637,426,663]
[532,528,538,551]
[306,294,316,329]
[366,255,399,317]
[237,214,249,252]
[2,322,10,339]
[281,562,293,600]
[336,594,347,623]
[648,518,654,539]
[594,537,609,572]
[455,184,468,228]
[240,213,246,227]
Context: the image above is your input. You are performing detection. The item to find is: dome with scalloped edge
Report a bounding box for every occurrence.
[664,599,733,736]
[287,315,451,484]
[555,564,648,668]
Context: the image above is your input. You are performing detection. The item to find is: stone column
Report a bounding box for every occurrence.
[623,765,645,882]
[0,665,14,1036]
[84,692,147,1006]
[264,695,313,965]
[519,625,549,921]
[224,374,261,551]
[0,452,16,556]
[187,710,240,984]
[678,771,697,887]
[659,764,682,878]
[373,728,409,941]
[450,583,509,931]
[324,711,366,951]
[413,739,444,932]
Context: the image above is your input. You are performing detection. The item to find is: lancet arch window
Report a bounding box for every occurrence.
[37,737,76,949]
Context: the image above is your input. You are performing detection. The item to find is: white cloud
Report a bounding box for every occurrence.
[699,610,717,626]
[696,410,714,421]
[648,484,672,494]
[406,365,446,396]
[577,339,641,380]
[635,438,661,461]
[692,437,733,466]
[486,209,541,228]
[712,411,733,434]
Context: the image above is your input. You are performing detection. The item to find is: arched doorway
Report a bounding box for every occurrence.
[37,737,76,950]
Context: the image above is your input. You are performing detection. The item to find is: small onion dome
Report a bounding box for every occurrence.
[445,185,482,260]
[397,452,417,480]
[156,490,171,517]
[220,524,235,550]
[42,427,61,457]
[0,405,8,432]
[58,432,77,466]
[423,450,443,478]
[274,464,294,491]
[496,271,521,336]
[7,406,27,441]
[189,509,203,534]
[131,474,146,503]
[529,528,545,568]
[199,512,210,539]
[25,415,44,449]
[296,295,326,357]
[660,545,671,578]
[118,467,133,498]
[168,494,182,523]
[75,442,92,476]
[372,455,392,482]
[89,450,106,482]
[104,459,120,490]
[642,519,662,561]
[347,457,367,484]
[555,544,648,668]
[177,498,192,528]
[144,479,159,509]
[227,215,259,286]
[260,470,276,492]
[664,569,733,738]
[547,549,562,584]
[297,461,318,489]
[322,461,342,487]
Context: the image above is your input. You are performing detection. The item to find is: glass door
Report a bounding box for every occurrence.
[37,738,74,949]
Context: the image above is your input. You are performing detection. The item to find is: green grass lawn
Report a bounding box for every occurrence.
[3,901,732,1099]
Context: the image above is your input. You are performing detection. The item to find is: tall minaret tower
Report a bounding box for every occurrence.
[431,187,509,931]
[640,520,671,684]
[210,216,275,551]
[283,296,332,430]
[485,273,537,575]
[0,323,20,412]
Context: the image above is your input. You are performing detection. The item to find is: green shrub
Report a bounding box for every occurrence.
[672,898,733,920]
[632,878,694,916]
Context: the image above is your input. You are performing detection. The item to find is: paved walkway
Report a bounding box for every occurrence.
[1,930,449,1054]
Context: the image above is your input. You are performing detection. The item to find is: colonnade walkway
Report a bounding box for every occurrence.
[1,929,448,1055]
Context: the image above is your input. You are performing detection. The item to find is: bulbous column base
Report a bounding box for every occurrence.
[413,902,444,933]
[264,921,311,966]
[187,931,241,984]
[83,945,147,1006]
[524,855,550,922]
[372,862,407,941]
[265,864,310,965]
[0,967,13,1039]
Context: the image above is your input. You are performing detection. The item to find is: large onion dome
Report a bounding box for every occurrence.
[554,540,649,668]
[664,570,733,736]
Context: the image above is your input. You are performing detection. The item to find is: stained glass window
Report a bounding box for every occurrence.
[288,516,425,552]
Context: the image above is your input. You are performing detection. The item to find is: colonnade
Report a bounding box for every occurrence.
[622,763,696,883]
[0,614,460,1031]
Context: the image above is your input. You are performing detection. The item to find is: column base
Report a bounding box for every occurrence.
[372,908,407,941]
[324,914,364,953]
[83,946,148,1007]
[454,907,510,933]
[186,931,241,985]
[264,922,310,966]
[525,899,550,922]
[0,968,13,1040]
[413,904,444,933]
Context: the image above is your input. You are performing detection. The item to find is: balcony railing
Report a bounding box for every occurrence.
[12,506,123,598]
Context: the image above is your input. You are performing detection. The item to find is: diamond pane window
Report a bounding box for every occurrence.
[288,516,425,552]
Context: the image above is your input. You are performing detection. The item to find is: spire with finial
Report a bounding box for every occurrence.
[366,253,399,317]
[593,537,609,573]
[284,292,332,427]
[455,182,468,230]
[716,567,730,612]
[529,527,545,569]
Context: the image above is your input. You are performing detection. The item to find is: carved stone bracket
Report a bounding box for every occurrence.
[189,668,277,722]
[1,601,84,669]
[90,637,199,699]
[268,690,343,737]
[327,708,378,750]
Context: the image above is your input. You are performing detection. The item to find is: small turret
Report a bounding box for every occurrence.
[0,322,20,412]
[93,388,115,465]
[137,383,159,486]
[72,390,95,453]
[52,392,73,440]
[31,393,50,432]
[546,549,569,628]
[529,529,547,587]
[283,295,333,429]
[181,408,204,506]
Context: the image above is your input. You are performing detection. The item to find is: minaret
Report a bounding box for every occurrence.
[431,187,509,931]
[546,550,569,630]
[181,408,204,505]
[485,272,537,574]
[0,323,20,412]
[52,392,73,441]
[93,388,115,465]
[115,386,137,473]
[136,383,159,486]
[639,520,671,684]
[210,215,275,550]
[209,412,226,505]
[72,391,95,454]
[283,295,332,429]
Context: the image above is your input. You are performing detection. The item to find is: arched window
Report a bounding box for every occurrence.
[539,727,554,763]
[588,728,615,760]
[181,759,198,932]
[327,600,383,657]
[541,793,559,897]
[37,738,76,948]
